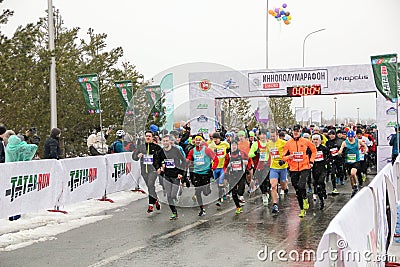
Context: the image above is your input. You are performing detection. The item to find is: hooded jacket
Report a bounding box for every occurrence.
[44,128,61,159]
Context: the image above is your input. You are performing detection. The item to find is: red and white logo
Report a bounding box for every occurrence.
[199,79,211,91]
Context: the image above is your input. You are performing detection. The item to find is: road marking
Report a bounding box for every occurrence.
[159,220,208,239]
[88,246,146,267]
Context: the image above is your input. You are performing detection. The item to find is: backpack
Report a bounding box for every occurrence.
[107,141,119,154]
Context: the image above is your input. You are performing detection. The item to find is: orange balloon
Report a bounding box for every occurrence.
[268,10,274,15]
[284,20,290,25]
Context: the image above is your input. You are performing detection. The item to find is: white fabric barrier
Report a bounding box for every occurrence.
[0,159,62,218]
[315,188,376,267]
[58,156,108,206]
[105,153,142,194]
[316,163,399,266]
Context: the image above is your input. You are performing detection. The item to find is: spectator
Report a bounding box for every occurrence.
[44,128,61,159]
[3,130,15,147]
[108,130,126,153]
[0,124,6,163]
[5,134,38,221]
[5,135,38,162]
[389,126,400,164]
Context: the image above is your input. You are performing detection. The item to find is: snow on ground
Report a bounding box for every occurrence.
[0,190,148,252]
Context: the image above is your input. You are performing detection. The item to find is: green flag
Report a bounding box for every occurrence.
[77,74,100,114]
[371,54,398,101]
[115,80,134,115]
[144,85,162,116]
[160,73,174,131]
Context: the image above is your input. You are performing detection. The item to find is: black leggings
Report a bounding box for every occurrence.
[312,169,327,202]
[226,172,246,208]
[254,167,270,194]
[290,169,310,210]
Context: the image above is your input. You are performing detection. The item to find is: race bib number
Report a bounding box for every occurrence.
[216,148,225,158]
[359,153,365,161]
[143,154,153,165]
[330,148,338,157]
[231,160,242,171]
[315,151,324,162]
[164,159,176,168]
[293,152,303,162]
[347,154,356,163]
[259,152,268,162]
[270,148,280,159]
[194,154,205,165]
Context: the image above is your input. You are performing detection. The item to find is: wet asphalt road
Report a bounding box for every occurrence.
[0,174,373,267]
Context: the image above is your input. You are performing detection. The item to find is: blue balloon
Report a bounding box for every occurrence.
[282,16,287,21]
[149,124,158,133]
[280,10,285,15]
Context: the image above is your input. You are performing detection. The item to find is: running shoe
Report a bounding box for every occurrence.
[340,181,345,186]
[192,195,197,202]
[239,196,246,204]
[284,188,289,195]
[313,194,317,201]
[307,188,313,194]
[362,174,367,182]
[303,199,309,210]
[332,188,339,195]
[262,194,269,206]
[169,213,178,220]
[272,204,279,214]
[198,209,206,216]
[336,178,339,184]
[155,200,161,210]
[147,205,154,213]
[216,198,222,206]
[298,209,306,218]
[235,207,243,214]
[222,195,227,201]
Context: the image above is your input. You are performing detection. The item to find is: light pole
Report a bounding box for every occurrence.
[48,0,57,129]
[334,97,337,125]
[266,1,269,69]
[357,107,360,124]
[302,28,326,108]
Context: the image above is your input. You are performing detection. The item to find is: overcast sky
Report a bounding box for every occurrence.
[1,0,399,123]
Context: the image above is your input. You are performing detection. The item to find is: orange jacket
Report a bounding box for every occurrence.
[282,137,317,171]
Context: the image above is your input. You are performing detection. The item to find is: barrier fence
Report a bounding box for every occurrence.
[0,153,141,218]
[315,158,400,266]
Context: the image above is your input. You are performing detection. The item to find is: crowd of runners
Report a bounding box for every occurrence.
[130,122,378,220]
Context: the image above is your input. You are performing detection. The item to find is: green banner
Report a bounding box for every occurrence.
[371,54,398,101]
[160,73,174,131]
[77,74,100,114]
[144,85,162,116]
[115,80,134,115]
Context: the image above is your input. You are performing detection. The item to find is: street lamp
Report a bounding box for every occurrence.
[357,107,360,124]
[334,97,337,125]
[302,28,326,108]
[266,1,269,69]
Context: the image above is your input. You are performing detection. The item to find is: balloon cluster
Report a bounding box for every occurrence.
[268,3,292,25]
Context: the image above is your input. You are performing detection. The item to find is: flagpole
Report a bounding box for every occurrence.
[98,79,104,152]
[396,55,399,158]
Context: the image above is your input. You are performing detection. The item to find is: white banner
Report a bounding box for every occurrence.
[377,146,392,172]
[0,159,62,218]
[315,188,376,266]
[189,98,216,136]
[59,156,108,206]
[376,93,397,146]
[295,107,310,122]
[311,110,322,125]
[105,153,141,194]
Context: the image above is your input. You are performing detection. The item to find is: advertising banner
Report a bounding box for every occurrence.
[144,85,163,116]
[77,74,100,114]
[315,188,376,266]
[105,153,142,194]
[377,146,392,172]
[59,156,107,206]
[371,54,398,101]
[0,159,61,218]
[115,80,134,114]
[160,73,174,132]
